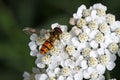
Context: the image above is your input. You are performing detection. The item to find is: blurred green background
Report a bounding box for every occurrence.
[0,0,120,80]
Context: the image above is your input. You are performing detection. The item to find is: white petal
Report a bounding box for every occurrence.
[79,55,84,60]
[76,10,82,18]
[23,72,30,78]
[97,16,106,24]
[77,5,86,18]
[37,63,45,68]
[49,62,57,70]
[71,26,82,36]
[32,67,40,73]
[72,52,80,59]
[39,74,48,80]
[111,33,119,43]
[83,27,90,35]
[51,23,59,29]
[30,33,37,41]
[35,55,43,64]
[105,49,117,62]
[110,21,120,31]
[65,59,75,68]
[71,37,80,47]
[30,49,38,56]
[85,16,92,22]
[74,72,83,80]
[97,48,104,55]
[90,50,98,58]
[66,76,73,80]
[96,75,105,80]
[109,54,117,62]
[91,10,97,17]
[73,13,79,19]
[90,40,98,49]
[58,75,65,80]
[28,41,37,50]
[96,64,106,74]
[59,52,69,60]
[76,59,81,66]
[106,62,116,70]
[64,59,72,67]
[60,25,67,32]
[60,61,65,67]
[89,30,98,39]
[104,34,113,47]
[54,68,60,74]
[81,60,88,69]
[35,74,41,80]
[93,3,107,10]
[51,56,58,62]
[47,71,55,78]
[78,5,86,11]
[87,67,94,74]
[79,42,88,50]
[83,70,90,79]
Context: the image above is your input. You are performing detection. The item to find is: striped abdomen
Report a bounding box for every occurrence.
[40,38,54,55]
[40,27,62,55]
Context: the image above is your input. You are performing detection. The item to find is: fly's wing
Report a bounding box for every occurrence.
[23,27,54,45]
[23,27,52,35]
[23,27,40,35]
[40,29,50,36]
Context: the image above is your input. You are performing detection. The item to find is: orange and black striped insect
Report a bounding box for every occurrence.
[40,27,62,55]
[23,27,62,55]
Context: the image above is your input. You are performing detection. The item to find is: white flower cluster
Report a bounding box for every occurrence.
[23,3,120,80]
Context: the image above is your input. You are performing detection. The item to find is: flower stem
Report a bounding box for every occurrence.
[106,70,111,80]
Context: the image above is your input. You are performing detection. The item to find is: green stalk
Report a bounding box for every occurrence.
[106,70,111,80]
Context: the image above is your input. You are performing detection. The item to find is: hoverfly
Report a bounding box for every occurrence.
[23,27,62,55]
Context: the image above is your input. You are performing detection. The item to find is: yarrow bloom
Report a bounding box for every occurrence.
[23,3,120,80]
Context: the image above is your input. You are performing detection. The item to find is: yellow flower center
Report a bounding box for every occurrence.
[77,18,86,28]
[79,33,88,42]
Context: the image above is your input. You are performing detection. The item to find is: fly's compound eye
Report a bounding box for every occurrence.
[54,27,62,34]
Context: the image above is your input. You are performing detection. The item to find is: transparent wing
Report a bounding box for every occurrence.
[23,27,39,35]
